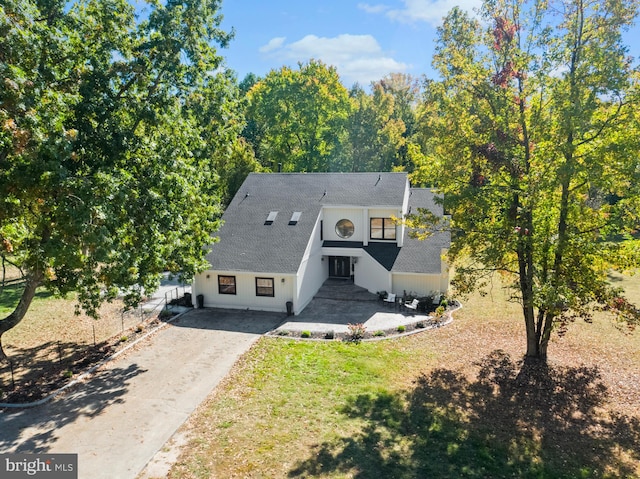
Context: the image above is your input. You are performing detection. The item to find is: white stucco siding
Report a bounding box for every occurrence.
[296,254,326,314]
[368,208,400,218]
[440,249,450,292]
[392,273,444,298]
[191,272,204,302]
[400,179,410,245]
[296,214,327,314]
[322,208,365,242]
[194,271,294,313]
[401,178,410,214]
[355,252,392,295]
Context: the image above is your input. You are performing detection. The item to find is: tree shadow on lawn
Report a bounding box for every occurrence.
[290,350,640,479]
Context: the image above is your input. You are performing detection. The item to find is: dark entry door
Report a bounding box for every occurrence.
[329,256,351,278]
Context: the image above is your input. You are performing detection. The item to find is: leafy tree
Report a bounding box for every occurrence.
[238,73,260,96]
[347,83,406,171]
[246,60,351,172]
[375,73,421,169]
[0,0,239,360]
[187,70,260,206]
[237,72,262,158]
[215,139,264,207]
[376,73,420,138]
[410,0,640,360]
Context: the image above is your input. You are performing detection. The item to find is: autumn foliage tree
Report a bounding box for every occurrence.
[411,0,640,360]
[0,0,240,360]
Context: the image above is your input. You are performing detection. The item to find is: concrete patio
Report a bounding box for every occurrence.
[275,278,438,335]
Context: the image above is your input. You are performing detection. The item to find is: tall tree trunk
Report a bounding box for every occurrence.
[0,270,43,363]
[524,312,540,358]
[519,247,539,359]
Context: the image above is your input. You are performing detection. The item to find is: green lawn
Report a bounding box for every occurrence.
[0,283,54,317]
[166,273,640,479]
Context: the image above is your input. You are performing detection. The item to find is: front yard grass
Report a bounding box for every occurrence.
[167,273,640,479]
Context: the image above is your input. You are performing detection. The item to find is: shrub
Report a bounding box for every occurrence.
[301,330,311,338]
[63,370,73,379]
[416,321,426,329]
[135,325,143,333]
[440,298,448,308]
[120,335,128,343]
[397,325,406,333]
[373,330,386,337]
[346,323,366,343]
[324,331,335,340]
[277,329,290,336]
[435,306,445,317]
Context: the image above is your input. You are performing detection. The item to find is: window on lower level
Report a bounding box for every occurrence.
[370,217,396,240]
[218,275,236,295]
[256,277,274,297]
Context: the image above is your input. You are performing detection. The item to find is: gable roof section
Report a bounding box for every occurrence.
[392,188,450,273]
[364,188,450,274]
[206,172,409,274]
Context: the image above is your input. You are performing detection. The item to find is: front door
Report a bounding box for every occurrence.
[329,256,351,278]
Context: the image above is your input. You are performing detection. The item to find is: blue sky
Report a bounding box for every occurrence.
[217,0,478,86]
[216,0,640,88]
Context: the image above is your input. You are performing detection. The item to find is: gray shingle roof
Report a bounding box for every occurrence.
[206,172,409,274]
[392,188,450,273]
[364,189,449,274]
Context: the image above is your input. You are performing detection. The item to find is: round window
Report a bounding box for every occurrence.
[335,219,355,239]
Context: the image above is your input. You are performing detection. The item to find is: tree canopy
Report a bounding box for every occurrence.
[242,64,427,174]
[347,82,407,172]
[245,60,351,172]
[0,0,241,359]
[409,0,640,359]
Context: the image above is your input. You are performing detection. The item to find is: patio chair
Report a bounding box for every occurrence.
[383,293,396,307]
[404,298,419,310]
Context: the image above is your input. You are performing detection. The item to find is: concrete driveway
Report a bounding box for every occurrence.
[0,309,284,479]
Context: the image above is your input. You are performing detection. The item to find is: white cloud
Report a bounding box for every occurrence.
[259,34,409,85]
[358,3,390,14]
[259,37,286,53]
[366,0,481,26]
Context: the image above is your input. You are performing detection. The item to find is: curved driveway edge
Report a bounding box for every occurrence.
[0,309,284,479]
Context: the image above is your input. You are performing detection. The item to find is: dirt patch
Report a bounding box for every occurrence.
[0,313,176,405]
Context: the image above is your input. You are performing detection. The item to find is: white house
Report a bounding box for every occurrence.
[192,172,450,315]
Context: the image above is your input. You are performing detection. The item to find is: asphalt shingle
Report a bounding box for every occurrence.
[392,188,450,273]
[206,172,409,274]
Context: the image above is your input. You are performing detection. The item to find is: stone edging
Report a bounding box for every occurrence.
[266,302,463,342]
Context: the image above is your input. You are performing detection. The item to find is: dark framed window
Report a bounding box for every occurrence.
[370,218,396,240]
[335,219,355,239]
[218,275,236,295]
[256,277,274,297]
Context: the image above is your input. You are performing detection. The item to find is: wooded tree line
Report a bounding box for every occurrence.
[1,0,639,361]
[239,63,424,177]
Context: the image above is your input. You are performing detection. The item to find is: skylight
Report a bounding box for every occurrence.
[288,211,302,225]
[265,211,278,225]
